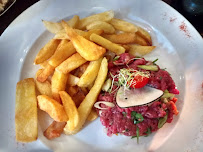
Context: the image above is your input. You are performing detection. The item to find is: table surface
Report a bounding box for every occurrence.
[0,0,202,36]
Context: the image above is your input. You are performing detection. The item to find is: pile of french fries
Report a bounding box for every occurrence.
[15,10,156,142]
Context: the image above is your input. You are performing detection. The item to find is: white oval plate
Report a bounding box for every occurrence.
[0,0,203,151]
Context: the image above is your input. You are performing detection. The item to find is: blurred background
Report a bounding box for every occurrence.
[0,0,202,36]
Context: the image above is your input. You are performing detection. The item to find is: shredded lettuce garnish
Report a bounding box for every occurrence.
[109,68,150,93]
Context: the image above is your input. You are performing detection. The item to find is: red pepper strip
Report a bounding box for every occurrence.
[169,101,179,115]
[172,97,178,103]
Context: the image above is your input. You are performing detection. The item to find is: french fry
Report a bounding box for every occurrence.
[136,27,152,45]
[90,33,125,55]
[54,29,86,39]
[34,39,60,64]
[67,74,80,86]
[42,15,79,34]
[59,91,79,131]
[42,20,63,34]
[102,33,136,44]
[87,109,98,121]
[37,95,68,122]
[128,45,156,56]
[110,18,138,33]
[44,121,66,140]
[67,15,80,28]
[56,53,87,74]
[37,63,55,82]
[48,40,76,67]
[61,21,106,61]
[51,70,68,103]
[86,21,115,34]
[15,78,38,142]
[77,58,102,87]
[82,29,103,40]
[133,33,148,46]
[40,60,48,69]
[63,57,108,134]
[77,10,114,30]
[35,69,52,97]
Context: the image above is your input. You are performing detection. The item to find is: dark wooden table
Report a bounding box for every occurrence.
[0,0,202,36]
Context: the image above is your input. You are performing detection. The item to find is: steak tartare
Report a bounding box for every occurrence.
[95,53,179,139]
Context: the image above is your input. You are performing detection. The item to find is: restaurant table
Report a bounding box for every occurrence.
[0,0,202,36]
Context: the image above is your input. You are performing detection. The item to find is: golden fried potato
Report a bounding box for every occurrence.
[61,21,106,61]
[67,74,80,86]
[15,78,38,142]
[51,70,68,103]
[44,121,66,140]
[40,60,48,69]
[87,109,98,121]
[90,33,125,55]
[136,27,152,45]
[54,29,86,39]
[77,58,102,87]
[102,33,136,44]
[82,29,103,40]
[37,63,55,82]
[48,40,76,67]
[35,69,52,97]
[77,10,114,30]
[86,21,115,34]
[63,57,108,134]
[56,53,87,74]
[110,18,138,33]
[129,45,156,56]
[37,95,68,122]
[59,91,79,131]
[42,15,79,34]
[34,39,60,64]
[133,33,148,46]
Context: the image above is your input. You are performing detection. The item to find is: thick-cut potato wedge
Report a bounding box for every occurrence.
[136,27,152,45]
[56,53,87,74]
[102,33,136,44]
[63,58,108,134]
[110,18,138,33]
[133,33,148,46]
[128,45,156,56]
[37,63,55,82]
[77,10,114,30]
[77,58,102,87]
[37,95,68,122]
[90,33,125,55]
[67,74,80,86]
[34,39,60,64]
[35,69,52,97]
[44,121,66,140]
[52,70,68,102]
[86,21,115,34]
[61,21,106,61]
[15,78,38,142]
[59,91,79,131]
[48,40,76,67]
[42,15,79,34]
[87,109,98,121]
[82,29,103,40]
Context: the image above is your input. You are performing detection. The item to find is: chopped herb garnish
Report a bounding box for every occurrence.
[125,129,129,132]
[131,127,140,143]
[160,76,162,80]
[131,111,144,124]
[122,112,127,117]
[144,128,151,137]
[158,113,168,128]
[113,56,120,61]
[152,58,158,64]
[136,127,140,144]
[162,68,167,71]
